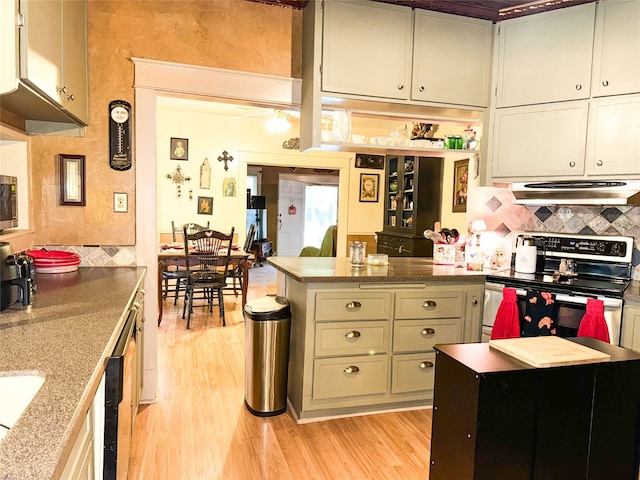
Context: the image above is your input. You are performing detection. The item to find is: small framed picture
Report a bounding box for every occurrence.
[453,159,469,213]
[355,154,385,170]
[197,196,213,215]
[59,154,86,206]
[359,173,379,203]
[223,177,236,197]
[170,137,189,160]
[114,192,128,213]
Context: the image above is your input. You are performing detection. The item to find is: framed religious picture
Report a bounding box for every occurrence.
[197,196,213,215]
[223,177,236,197]
[359,173,379,202]
[170,137,189,160]
[453,159,469,213]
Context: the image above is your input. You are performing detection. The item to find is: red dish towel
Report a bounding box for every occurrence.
[577,298,610,343]
[491,288,520,340]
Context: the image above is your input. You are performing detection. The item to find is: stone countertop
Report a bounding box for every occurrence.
[0,267,146,480]
[625,280,640,303]
[267,256,494,283]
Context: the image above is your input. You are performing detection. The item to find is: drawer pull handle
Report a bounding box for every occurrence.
[419,361,434,369]
[345,330,361,339]
[346,301,362,309]
[423,300,437,308]
[421,328,436,336]
[344,366,360,374]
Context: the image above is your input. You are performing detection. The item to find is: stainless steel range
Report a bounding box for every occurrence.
[483,232,635,345]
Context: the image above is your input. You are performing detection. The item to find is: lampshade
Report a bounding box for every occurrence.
[266,110,291,133]
[471,219,487,233]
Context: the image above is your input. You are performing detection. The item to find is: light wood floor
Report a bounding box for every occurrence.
[129,278,432,480]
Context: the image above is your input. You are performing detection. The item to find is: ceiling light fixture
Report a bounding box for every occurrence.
[266,110,291,133]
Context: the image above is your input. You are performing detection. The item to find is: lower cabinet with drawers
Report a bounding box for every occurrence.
[285,280,484,421]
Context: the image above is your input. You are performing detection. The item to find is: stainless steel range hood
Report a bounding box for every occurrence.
[511,180,640,205]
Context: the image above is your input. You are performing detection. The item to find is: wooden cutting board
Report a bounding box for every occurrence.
[489,336,611,368]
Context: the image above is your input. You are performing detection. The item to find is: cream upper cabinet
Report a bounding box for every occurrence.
[495,3,596,108]
[492,101,589,179]
[18,0,88,125]
[61,0,88,123]
[20,0,64,105]
[585,94,640,176]
[412,11,492,107]
[322,0,413,100]
[591,0,640,98]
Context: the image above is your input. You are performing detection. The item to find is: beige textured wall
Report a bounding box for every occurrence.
[31,0,301,246]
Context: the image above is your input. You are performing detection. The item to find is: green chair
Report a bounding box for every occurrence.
[299,225,337,257]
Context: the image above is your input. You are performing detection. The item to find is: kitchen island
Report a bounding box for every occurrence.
[0,266,146,480]
[268,256,489,422]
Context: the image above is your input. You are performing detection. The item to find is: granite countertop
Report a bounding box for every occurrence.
[0,266,146,480]
[624,280,640,303]
[267,256,495,283]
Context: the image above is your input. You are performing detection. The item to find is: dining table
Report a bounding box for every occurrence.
[157,244,253,324]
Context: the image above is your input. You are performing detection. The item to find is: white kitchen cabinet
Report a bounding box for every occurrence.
[322,0,412,100]
[60,400,94,480]
[495,3,596,108]
[621,303,640,352]
[492,101,589,179]
[412,10,493,108]
[16,0,88,125]
[585,94,640,176]
[591,0,640,98]
[20,0,63,106]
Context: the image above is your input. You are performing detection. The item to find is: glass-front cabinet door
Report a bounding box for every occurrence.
[385,155,419,234]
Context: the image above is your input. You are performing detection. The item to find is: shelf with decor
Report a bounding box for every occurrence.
[377,155,443,257]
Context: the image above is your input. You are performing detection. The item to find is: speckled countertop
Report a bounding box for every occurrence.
[267,256,492,283]
[624,280,640,303]
[0,267,146,480]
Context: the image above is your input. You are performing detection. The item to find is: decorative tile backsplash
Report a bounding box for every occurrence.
[32,245,137,267]
[468,187,640,279]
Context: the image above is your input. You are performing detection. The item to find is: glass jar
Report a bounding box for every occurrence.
[349,241,367,268]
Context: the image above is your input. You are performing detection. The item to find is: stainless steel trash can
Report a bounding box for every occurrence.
[244,295,291,416]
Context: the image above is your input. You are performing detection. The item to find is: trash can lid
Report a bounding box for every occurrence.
[244,295,291,320]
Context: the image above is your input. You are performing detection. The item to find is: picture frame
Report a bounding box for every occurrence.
[359,173,379,203]
[223,177,236,197]
[59,154,86,206]
[453,159,469,213]
[170,137,189,160]
[197,196,213,215]
[354,154,385,170]
[113,192,128,213]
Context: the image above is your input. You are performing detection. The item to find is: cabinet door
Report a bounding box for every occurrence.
[412,11,492,107]
[495,3,595,107]
[61,0,88,124]
[592,0,640,97]
[621,304,640,352]
[492,101,588,179]
[586,94,640,176]
[19,0,63,105]
[322,0,412,100]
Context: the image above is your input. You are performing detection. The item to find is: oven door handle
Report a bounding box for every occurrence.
[485,282,623,308]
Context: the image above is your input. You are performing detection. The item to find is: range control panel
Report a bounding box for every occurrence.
[527,233,634,262]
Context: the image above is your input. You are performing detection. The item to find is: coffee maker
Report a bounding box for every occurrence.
[0,242,36,311]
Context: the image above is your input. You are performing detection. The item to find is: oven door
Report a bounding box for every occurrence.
[483,282,623,345]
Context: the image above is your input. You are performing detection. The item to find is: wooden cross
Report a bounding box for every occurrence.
[217,150,234,171]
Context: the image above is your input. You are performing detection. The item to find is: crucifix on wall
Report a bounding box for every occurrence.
[217,150,234,171]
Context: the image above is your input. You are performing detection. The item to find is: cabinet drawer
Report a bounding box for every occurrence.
[315,321,389,357]
[393,319,462,353]
[313,355,388,400]
[315,292,392,321]
[392,352,436,394]
[395,291,463,319]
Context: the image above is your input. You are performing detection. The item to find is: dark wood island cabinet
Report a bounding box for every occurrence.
[430,338,640,480]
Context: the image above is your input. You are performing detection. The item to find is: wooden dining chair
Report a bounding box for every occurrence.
[162,221,210,304]
[182,227,235,329]
[225,224,256,298]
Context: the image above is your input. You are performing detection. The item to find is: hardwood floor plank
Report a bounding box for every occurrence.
[129,278,432,479]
